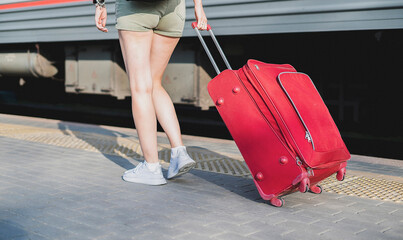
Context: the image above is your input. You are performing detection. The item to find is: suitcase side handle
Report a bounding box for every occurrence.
[192,22,232,75]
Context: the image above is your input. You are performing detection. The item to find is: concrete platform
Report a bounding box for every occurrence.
[0,114,402,240]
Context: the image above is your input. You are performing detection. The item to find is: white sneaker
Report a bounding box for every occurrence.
[167,146,196,179]
[122,162,167,185]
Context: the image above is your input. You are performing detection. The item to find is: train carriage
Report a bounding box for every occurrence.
[1,0,402,108]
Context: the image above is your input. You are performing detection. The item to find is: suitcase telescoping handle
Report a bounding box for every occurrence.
[191,22,232,75]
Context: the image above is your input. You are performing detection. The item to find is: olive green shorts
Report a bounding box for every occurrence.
[115,0,186,38]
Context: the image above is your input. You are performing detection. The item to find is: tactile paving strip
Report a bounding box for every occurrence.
[321,175,403,203]
[0,123,401,203]
[0,123,251,178]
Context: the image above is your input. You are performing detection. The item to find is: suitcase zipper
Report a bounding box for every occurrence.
[305,131,312,143]
[307,167,314,176]
[296,156,314,176]
[254,64,293,71]
[278,73,316,151]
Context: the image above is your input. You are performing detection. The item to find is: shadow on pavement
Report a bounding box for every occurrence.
[0,220,28,239]
[190,169,264,203]
[57,122,136,171]
[164,146,265,204]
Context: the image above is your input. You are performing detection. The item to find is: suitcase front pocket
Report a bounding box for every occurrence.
[277,72,346,166]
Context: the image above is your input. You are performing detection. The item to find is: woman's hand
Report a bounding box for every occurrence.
[95,5,108,32]
[194,0,207,30]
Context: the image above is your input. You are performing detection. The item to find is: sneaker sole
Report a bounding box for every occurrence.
[122,176,167,186]
[167,161,196,180]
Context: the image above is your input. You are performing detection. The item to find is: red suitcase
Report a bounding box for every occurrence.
[192,23,350,207]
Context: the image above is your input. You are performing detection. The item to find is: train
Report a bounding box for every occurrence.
[1,0,403,158]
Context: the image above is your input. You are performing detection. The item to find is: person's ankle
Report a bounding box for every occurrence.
[171,146,186,158]
[145,161,160,172]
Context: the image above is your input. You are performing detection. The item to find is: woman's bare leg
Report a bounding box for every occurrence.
[118,30,159,163]
[149,33,196,179]
[149,33,183,148]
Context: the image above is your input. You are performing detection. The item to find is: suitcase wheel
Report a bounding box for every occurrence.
[309,185,322,194]
[270,197,284,207]
[299,178,310,193]
[336,167,346,181]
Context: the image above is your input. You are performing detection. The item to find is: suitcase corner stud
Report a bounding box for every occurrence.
[232,86,241,94]
[255,172,264,181]
[279,156,288,165]
[216,97,224,106]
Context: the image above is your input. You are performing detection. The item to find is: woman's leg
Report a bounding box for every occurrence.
[118,30,160,164]
[150,33,195,179]
[149,33,183,148]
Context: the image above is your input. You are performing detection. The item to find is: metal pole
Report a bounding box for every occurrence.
[208,29,232,70]
[193,27,221,75]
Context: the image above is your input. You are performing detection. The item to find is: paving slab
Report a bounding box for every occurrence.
[0,114,402,240]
